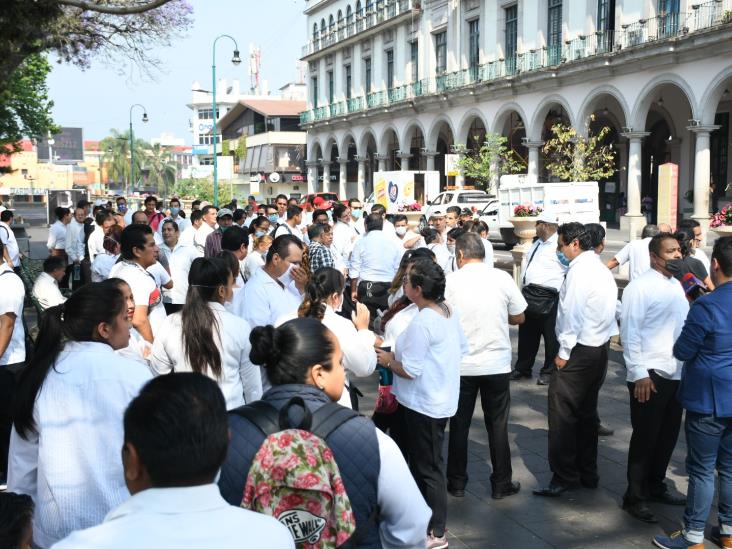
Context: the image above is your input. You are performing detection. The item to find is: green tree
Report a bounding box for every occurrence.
[100,129,150,192]
[455,133,526,193]
[542,123,616,182]
[144,144,177,197]
[171,177,229,205]
[0,54,57,173]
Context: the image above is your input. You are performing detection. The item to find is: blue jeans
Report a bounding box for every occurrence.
[683,411,732,543]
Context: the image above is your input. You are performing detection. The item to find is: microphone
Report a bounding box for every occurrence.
[681,272,708,302]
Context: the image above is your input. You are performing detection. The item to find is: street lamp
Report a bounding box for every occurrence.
[211,34,241,207]
[129,104,148,196]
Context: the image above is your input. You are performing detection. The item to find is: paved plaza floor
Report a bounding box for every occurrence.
[359,331,720,548]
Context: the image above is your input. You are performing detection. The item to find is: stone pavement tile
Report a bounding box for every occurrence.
[449,525,552,548]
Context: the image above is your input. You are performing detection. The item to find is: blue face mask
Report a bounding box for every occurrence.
[169,207,180,217]
[351,208,363,219]
[255,230,266,238]
[118,204,127,213]
[556,250,571,267]
[268,214,279,224]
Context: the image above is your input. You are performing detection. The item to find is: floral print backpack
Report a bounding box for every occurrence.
[233,397,362,548]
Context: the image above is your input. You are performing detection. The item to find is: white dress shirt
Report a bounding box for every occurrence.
[241,266,302,328]
[160,242,199,304]
[65,219,85,263]
[0,221,20,267]
[242,250,265,281]
[157,215,191,234]
[193,223,215,254]
[0,263,25,365]
[8,341,152,549]
[613,237,652,281]
[620,268,689,382]
[556,251,619,360]
[46,221,67,251]
[150,303,262,410]
[331,221,356,273]
[32,272,66,310]
[350,230,402,283]
[178,225,197,249]
[427,243,452,273]
[87,225,107,263]
[482,238,495,267]
[91,252,119,282]
[520,232,567,290]
[274,222,304,241]
[51,484,295,549]
[382,303,419,348]
[109,261,166,337]
[693,247,711,274]
[393,307,469,419]
[446,263,527,376]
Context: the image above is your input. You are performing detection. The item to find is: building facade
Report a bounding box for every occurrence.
[300,0,732,236]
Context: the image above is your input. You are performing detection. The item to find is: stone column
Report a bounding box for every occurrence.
[305,160,319,194]
[337,157,349,199]
[321,161,331,193]
[355,155,368,201]
[424,150,438,172]
[523,140,544,184]
[397,151,412,171]
[688,125,720,239]
[620,131,650,240]
[375,153,389,173]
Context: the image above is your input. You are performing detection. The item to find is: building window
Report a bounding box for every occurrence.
[312,76,318,109]
[657,0,680,36]
[364,57,372,94]
[312,23,318,41]
[410,40,419,82]
[468,19,480,75]
[547,0,562,64]
[596,0,615,50]
[327,70,334,103]
[435,31,447,74]
[198,108,213,120]
[386,49,394,89]
[505,6,517,72]
[198,134,214,145]
[345,64,352,100]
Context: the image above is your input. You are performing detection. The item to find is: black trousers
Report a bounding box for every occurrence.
[0,362,23,475]
[514,299,559,377]
[624,371,682,504]
[447,374,513,492]
[402,405,448,537]
[548,343,608,486]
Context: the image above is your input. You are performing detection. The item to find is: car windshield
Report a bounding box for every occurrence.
[457,192,489,203]
[480,201,499,214]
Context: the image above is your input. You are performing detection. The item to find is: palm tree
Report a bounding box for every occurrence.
[100,129,149,194]
[144,143,177,198]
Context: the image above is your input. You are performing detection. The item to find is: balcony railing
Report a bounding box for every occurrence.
[303,0,417,57]
[300,0,732,125]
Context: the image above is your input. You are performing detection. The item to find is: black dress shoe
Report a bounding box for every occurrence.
[537,375,552,386]
[598,424,614,436]
[648,491,686,506]
[447,486,465,498]
[580,478,599,489]
[492,481,520,500]
[509,370,531,381]
[532,483,571,497]
[623,501,658,523]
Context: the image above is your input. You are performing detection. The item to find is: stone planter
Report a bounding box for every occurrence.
[509,216,538,246]
[712,225,732,238]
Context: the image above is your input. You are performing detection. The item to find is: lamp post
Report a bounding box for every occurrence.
[129,104,148,196]
[211,34,241,207]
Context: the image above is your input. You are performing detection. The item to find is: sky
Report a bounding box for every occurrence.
[46,0,306,144]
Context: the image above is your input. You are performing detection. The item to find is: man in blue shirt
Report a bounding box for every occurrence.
[654,236,732,549]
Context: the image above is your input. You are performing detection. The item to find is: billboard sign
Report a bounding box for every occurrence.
[37,127,84,162]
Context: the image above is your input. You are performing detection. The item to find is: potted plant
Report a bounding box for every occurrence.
[509,204,543,245]
[710,205,732,237]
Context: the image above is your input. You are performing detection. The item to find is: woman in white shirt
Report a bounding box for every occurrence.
[8,283,152,548]
[422,228,451,273]
[297,267,376,409]
[150,257,262,410]
[375,257,468,548]
[243,234,271,281]
[103,277,152,366]
[91,224,121,282]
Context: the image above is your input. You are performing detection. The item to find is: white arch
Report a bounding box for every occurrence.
[399,120,428,152]
[339,132,357,157]
[378,124,401,155]
[699,65,732,125]
[357,127,378,157]
[490,102,529,136]
[322,134,339,159]
[456,108,490,146]
[528,94,576,141]
[426,115,457,151]
[629,73,698,130]
[576,85,631,129]
[308,137,324,161]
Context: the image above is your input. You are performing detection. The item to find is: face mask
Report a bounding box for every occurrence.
[334,294,344,313]
[268,214,279,224]
[219,225,229,233]
[326,210,333,222]
[665,258,684,276]
[117,204,127,213]
[351,209,363,219]
[395,226,407,236]
[556,250,571,267]
[279,263,295,286]
[447,244,456,255]
[170,207,180,217]
[255,230,266,238]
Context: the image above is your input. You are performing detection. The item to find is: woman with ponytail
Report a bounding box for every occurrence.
[8,283,152,548]
[298,267,376,409]
[150,257,262,409]
[91,224,122,282]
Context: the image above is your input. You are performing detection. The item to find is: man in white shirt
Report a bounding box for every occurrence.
[679,218,712,273]
[512,211,567,385]
[32,256,67,310]
[0,210,21,268]
[534,222,618,497]
[157,197,191,235]
[274,194,289,225]
[87,210,115,263]
[193,205,217,255]
[393,214,421,250]
[445,206,461,234]
[160,220,199,314]
[370,204,396,239]
[179,210,203,248]
[606,224,659,280]
[347,198,365,235]
[241,235,307,328]
[46,207,71,257]
[445,233,526,500]
[65,207,86,282]
[273,205,304,241]
[349,213,402,325]
[53,373,294,549]
[620,233,689,523]
[331,203,357,274]
[0,240,25,369]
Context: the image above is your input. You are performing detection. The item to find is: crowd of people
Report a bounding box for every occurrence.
[0,192,731,549]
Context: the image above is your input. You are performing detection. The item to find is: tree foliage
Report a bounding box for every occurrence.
[100,129,150,190]
[542,123,616,182]
[455,133,526,193]
[171,177,230,205]
[0,54,58,174]
[144,143,177,196]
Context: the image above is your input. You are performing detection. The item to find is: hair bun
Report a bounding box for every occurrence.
[249,325,281,367]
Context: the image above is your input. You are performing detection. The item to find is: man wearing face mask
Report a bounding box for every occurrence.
[393,214,421,249]
[204,209,233,258]
[159,198,190,235]
[348,198,365,235]
[160,220,199,315]
[241,235,307,329]
[265,205,280,233]
[619,233,689,524]
[534,222,618,498]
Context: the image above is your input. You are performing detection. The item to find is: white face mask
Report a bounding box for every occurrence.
[279,263,295,287]
[334,293,344,313]
[447,244,456,255]
[395,226,407,236]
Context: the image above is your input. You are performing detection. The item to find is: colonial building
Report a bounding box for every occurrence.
[300,0,732,236]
